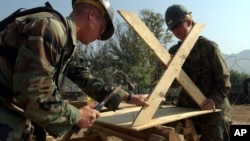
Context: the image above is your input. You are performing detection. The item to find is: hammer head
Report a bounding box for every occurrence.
[118,70,135,91]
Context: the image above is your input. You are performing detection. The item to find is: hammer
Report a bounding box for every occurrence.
[61,85,121,141]
[118,70,135,92]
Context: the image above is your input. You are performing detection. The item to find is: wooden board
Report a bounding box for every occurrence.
[96,106,220,131]
[117,10,206,127]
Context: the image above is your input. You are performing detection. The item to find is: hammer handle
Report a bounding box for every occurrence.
[61,85,121,140]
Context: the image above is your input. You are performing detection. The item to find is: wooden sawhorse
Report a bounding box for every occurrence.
[117,10,206,127]
[83,105,220,141]
[62,10,220,141]
[86,10,213,141]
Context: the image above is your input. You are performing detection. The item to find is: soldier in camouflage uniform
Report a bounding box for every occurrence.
[0,0,149,140]
[163,4,231,141]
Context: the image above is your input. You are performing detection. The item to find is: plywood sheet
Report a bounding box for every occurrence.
[97,106,220,131]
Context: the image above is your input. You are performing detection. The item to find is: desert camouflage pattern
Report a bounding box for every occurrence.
[0,11,125,140]
[169,36,231,141]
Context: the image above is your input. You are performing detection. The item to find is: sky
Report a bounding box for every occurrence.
[0,0,249,55]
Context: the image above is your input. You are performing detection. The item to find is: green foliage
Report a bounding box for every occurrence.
[69,10,250,95]
[104,10,171,93]
[74,9,172,93]
[230,69,250,83]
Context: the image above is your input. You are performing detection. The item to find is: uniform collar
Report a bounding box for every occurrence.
[65,16,77,48]
[177,36,202,52]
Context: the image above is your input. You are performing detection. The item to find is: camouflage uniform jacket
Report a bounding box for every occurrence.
[169,36,231,108]
[0,11,126,137]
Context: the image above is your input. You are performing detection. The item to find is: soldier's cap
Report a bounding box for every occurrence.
[165,4,192,31]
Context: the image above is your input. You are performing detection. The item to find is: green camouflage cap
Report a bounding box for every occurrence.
[165,4,191,30]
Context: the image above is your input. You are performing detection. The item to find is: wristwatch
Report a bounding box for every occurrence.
[126,92,132,103]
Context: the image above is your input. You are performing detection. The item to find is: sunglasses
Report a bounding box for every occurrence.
[170,21,183,31]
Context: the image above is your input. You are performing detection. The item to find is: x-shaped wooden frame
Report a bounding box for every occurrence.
[118,10,206,127]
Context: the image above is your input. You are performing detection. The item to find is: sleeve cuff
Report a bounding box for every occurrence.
[105,88,127,111]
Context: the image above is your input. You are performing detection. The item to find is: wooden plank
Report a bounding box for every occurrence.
[117,11,171,64]
[92,122,184,141]
[93,122,147,141]
[117,10,206,126]
[148,134,167,141]
[97,106,220,131]
[177,71,206,107]
[147,126,182,141]
[182,119,200,141]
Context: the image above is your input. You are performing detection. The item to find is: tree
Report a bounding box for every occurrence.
[104,9,172,93]
[73,9,173,93]
[230,69,250,83]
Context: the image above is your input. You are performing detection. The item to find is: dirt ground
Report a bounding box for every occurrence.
[228,104,250,125]
[48,104,250,141]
